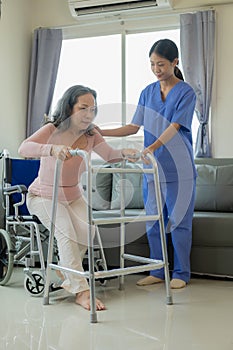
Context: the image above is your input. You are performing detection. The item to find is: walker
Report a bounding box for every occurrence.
[43,149,173,323]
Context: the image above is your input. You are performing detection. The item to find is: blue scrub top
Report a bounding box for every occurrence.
[132,81,197,182]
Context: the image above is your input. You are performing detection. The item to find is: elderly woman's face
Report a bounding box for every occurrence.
[70,93,96,131]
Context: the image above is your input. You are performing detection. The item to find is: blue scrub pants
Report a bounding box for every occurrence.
[143,177,196,283]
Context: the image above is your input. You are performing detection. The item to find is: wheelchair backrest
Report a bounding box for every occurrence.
[5,158,40,215]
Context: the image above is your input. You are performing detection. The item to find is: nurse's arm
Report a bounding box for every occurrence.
[142,122,180,159]
[95,123,139,137]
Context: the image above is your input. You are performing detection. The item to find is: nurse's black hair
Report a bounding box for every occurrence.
[149,39,184,81]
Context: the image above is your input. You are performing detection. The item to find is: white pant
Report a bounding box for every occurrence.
[27,193,94,294]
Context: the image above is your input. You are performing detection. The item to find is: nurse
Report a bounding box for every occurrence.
[97,39,197,289]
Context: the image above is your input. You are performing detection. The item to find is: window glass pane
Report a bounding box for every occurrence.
[125,29,180,145]
[52,35,122,128]
[126,29,199,148]
[126,29,180,121]
[192,113,199,152]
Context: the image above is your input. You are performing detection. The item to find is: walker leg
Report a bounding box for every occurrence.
[160,228,173,305]
[89,274,97,323]
[119,221,125,291]
[43,265,51,305]
[149,152,173,306]
[164,265,173,305]
[119,275,125,291]
[160,230,173,305]
[89,239,97,323]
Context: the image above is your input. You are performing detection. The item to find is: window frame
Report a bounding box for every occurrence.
[52,12,199,150]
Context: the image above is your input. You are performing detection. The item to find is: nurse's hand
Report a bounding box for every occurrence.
[50,145,72,161]
[93,124,103,135]
[141,148,153,164]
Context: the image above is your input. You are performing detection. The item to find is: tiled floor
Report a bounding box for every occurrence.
[0,268,233,350]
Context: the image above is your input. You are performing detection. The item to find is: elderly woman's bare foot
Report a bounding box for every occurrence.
[75,290,106,311]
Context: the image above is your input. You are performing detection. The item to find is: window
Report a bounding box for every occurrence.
[52,28,198,150]
[52,34,122,116]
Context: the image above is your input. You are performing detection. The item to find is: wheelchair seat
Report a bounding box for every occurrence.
[4,156,40,216]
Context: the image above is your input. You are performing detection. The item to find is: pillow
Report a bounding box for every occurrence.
[110,163,144,210]
[195,164,233,211]
[81,165,112,210]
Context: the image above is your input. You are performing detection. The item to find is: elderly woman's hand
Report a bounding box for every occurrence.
[121,149,141,163]
[50,145,72,161]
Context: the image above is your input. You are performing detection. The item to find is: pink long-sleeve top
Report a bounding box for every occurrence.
[18,123,122,202]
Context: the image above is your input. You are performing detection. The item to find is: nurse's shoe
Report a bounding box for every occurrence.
[136,276,164,286]
[170,278,186,289]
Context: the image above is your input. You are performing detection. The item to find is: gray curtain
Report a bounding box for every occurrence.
[180,10,215,157]
[26,28,62,136]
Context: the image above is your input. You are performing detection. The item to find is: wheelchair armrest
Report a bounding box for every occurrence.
[4,184,28,195]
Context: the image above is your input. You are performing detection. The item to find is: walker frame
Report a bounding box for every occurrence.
[43,150,173,323]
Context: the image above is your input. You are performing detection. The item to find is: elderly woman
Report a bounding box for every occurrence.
[18,85,139,311]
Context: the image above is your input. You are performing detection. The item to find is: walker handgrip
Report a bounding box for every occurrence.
[69,149,80,156]
[69,149,88,159]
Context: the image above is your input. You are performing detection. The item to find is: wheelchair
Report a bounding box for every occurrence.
[0,149,58,296]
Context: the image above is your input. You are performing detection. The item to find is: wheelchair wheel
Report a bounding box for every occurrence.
[24,271,45,297]
[0,229,14,285]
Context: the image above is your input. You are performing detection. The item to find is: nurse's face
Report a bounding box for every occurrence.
[70,93,96,132]
[150,52,178,82]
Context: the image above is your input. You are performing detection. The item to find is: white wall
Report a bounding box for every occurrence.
[0,0,75,157]
[0,0,232,157]
[211,4,233,157]
[0,0,33,156]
